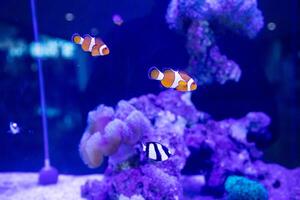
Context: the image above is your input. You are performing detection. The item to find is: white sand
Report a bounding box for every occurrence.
[0,172,103,200]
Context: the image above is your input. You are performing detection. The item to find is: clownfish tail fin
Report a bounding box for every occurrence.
[72,33,83,44]
[148,66,163,80]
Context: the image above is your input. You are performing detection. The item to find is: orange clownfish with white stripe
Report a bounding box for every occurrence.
[148,67,197,92]
[72,33,110,56]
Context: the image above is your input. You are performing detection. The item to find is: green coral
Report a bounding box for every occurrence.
[225,176,268,200]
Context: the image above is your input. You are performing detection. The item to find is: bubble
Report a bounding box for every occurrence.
[267,22,276,31]
[112,14,124,26]
[65,13,75,22]
[9,122,20,134]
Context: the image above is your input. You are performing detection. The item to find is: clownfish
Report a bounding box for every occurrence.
[72,33,110,56]
[142,142,172,161]
[148,67,197,92]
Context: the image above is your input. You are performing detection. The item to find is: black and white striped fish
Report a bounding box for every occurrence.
[142,142,172,161]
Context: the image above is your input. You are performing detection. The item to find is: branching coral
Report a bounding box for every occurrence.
[166,0,264,84]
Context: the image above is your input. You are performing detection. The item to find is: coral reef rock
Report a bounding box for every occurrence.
[79,90,300,200]
[166,0,264,85]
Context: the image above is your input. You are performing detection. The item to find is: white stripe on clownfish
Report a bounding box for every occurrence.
[88,37,95,52]
[99,44,108,56]
[170,70,184,88]
[187,78,194,91]
[156,70,164,80]
[79,37,84,45]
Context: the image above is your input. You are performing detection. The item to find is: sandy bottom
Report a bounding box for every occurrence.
[0,172,103,200]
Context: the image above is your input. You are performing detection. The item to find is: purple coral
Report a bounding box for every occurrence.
[79,90,300,199]
[166,0,263,85]
[79,104,150,168]
[80,90,194,199]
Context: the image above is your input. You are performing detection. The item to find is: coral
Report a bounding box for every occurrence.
[76,2,294,199]
[166,0,264,85]
[79,104,151,168]
[79,90,193,199]
[119,194,145,200]
[184,111,269,190]
[225,176,268,200]
[252,161,300,199]
[79,90,300,199]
